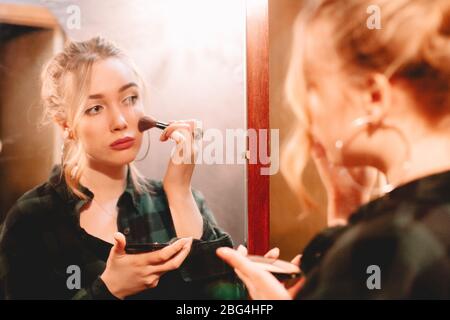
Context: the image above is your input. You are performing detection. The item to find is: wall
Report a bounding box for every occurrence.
[0,27,56,220]
[269,0,328,260]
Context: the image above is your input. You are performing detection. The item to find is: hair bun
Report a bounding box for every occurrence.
[422,1,450,75]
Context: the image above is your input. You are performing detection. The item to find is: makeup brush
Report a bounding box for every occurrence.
[138,116,169,132]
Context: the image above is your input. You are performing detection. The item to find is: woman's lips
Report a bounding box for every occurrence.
[110,137,135,150]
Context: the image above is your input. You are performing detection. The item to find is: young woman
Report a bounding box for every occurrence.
[0,37,243,299]
[218,0,450,299]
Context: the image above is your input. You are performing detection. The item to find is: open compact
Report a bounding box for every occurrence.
[247,255,302,280]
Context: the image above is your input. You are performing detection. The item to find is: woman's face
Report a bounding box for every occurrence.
[76,57,145,168]
[305,68,366,165]
[299,27,370,166]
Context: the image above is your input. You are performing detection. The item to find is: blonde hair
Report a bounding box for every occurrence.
[41,37,148,199]
[283,0,450,210]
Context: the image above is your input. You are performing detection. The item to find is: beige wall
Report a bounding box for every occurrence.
[269,0,328,260]
[0,27,59,220]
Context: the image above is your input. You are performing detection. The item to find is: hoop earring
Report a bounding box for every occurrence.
[334,115,383,154]
[334,115,411,195]
[136,131,151,162]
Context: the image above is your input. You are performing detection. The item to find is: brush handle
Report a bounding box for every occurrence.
[155,121,169,130]
[138,116,169,132]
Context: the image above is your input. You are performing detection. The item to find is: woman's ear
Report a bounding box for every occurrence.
[53,116,66,130]
[363,73,392,124]
[55,119,73,140]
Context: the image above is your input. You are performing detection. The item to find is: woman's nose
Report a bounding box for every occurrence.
[110,107,128,132]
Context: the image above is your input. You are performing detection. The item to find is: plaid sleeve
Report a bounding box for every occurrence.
[71,277,119,300]
[0,203,118,300]
[0,203,49,299]
[172,189,247,299]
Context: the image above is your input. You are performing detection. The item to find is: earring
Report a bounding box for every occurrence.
[335,112,384,149]
[334,114,411,195]
[136,131,151,161]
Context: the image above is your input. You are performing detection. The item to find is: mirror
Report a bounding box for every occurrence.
[0,0,249,247]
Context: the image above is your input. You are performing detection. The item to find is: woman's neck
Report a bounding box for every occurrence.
[80,161,127,202]
[384,132,450,189]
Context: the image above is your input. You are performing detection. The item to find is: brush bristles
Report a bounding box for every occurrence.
[138,116,157,132]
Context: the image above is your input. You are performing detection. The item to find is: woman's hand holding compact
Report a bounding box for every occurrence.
[217,245,304,300]
[101,233,193,299]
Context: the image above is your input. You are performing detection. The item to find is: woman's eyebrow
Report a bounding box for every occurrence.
[88,93,104,100]
[88,82,138,100]
[118,82,138,93]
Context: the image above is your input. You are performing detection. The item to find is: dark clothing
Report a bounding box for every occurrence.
[0,165,245,299]
[298,170,450,299]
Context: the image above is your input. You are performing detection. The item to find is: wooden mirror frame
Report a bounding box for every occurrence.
[0,2,270,253]
[246,0,269,255]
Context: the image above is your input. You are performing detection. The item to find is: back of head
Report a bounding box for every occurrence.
[282,0,450,209]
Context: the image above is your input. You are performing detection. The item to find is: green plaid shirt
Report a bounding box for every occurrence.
[0,165,245,300]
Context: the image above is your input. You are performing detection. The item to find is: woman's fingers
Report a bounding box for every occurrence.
[217,247,275,281]
[237,244,248,256]
[217,247,292,300]
[143,274,161,289]
[151,240,193,273]
[311,142,334,186]
[264,247,280,259]
[286,277,306,298]
[216,247,255,279]
[112,232,127,255]
[291,254,301,266]
[235,245,280,260]
[311,140,327,159]
[160,123,191,143]
[235,245,280,259]
[139,238,193,284]
[160,120,202,143]
[143,237,192,265]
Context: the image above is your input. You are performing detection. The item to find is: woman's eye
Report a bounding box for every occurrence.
[123,95,138,106]
[85,105,103,115]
